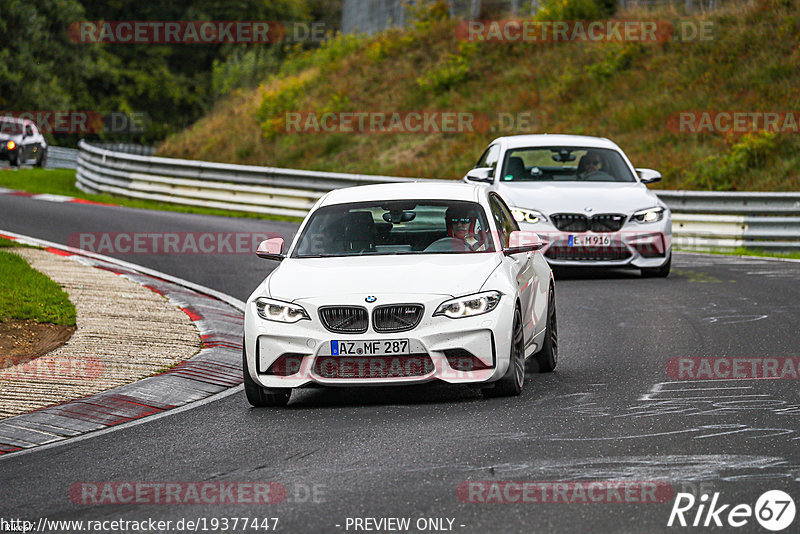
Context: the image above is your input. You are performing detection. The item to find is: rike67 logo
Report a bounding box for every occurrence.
[668,490,796,531]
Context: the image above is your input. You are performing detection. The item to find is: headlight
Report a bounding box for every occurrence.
[510,208,547,224]
[632,207,665,224]
[255,297,310,323]
[434,291,502,319]
[6,141,15,150]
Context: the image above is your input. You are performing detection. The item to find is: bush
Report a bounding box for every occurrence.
[257,75,314,139]
[686,132,792,190]
[212,48,281,97]
[535,0,615,21]
[585,43,641,81]
[415,41,478,94]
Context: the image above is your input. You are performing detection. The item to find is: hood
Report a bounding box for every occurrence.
[268,253,502,301]
[497,182,663,215]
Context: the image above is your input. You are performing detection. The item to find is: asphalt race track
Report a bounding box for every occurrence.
[1,194,799,533]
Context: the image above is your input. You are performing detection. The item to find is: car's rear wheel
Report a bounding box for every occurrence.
[641,254,671,278]
[532,286,558,373]
[483,306,524,398]
[9,153,20,167]
[242,344,291,407]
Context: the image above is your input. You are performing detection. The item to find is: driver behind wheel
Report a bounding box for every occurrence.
[577,150,614,181]
[445,206,483,250]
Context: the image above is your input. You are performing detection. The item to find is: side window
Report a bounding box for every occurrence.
[25,124,34,137]
[475,144,500,169]
[488,195,518,248]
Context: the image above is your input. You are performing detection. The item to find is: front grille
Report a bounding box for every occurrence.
[313,355,434,379]
[551,213,627,233]
[319,306,368,334]
[372,304,424,333]
[551,213,588,232]
[589,214,627,232]
[546,246,632,261]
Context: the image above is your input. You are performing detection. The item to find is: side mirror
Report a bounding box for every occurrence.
[256,237,285,261]
[505,231,542,255]
[463,167,493,184]
[636,168,662,184]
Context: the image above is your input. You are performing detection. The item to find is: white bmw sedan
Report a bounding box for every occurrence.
[243,182,556,406]
[464,135,672,277]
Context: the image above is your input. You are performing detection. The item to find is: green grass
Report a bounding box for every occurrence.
[0,237,18,248]
[678,247,800,260]
[157,0,800,192]
[0,250,77,325]
[0,168,301,222]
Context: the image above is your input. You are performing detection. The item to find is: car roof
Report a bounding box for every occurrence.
[492,134,621,151]
[319,182,485,207]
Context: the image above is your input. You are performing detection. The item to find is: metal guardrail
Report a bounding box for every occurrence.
[75,140,800,251]
[660,192,800,252]
[46,146,79,170]
[76,140,420,218]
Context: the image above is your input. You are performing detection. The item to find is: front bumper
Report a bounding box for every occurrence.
[244,293,514,389]
[518,220,672,268]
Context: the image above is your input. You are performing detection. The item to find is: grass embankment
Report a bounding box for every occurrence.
[0,237,76,326]
[677,246,800,260]
[0,168,298,220]
[158,0,800,191]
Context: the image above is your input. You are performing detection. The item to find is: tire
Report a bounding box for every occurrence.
[242,343,291,407]
[483,306,525,398]
[641,254,671,278]
[35,149,47,168]
[532,286,558,373]
[9,153,20,168]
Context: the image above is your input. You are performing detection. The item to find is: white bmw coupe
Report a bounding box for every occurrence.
[243,182,556,406]
[464,135,672,277]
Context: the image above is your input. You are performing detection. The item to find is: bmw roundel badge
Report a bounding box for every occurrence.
[365,296,377,303]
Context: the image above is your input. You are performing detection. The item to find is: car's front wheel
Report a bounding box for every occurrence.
[531,286,558,373]
[242,344,291,407]
[483,306,524,398]
[641,254,671,278]
[35,149,47,168]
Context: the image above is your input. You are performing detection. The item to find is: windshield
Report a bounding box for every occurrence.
[0,119,23,135]
[500,146,636,183]
[292,200,497,257]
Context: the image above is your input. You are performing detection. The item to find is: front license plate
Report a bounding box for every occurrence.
[569,234,611,247]
[331,339,410,356]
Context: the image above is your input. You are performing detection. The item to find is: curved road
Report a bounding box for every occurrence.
[1,195,799,533]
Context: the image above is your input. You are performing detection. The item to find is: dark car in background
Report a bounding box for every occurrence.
[0,116,47,167]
